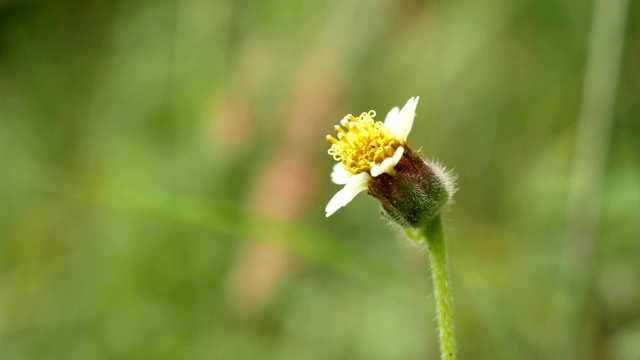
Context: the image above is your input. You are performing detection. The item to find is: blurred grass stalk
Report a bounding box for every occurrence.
[548,0,629,358]
[15,161,416,301]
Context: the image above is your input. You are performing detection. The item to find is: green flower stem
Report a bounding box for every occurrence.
[422,215,456,360]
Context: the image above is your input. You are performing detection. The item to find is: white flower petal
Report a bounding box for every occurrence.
[325,172,372,217]
[331,163,350,185]
[383,106,400,131]
[370,146,404,177]
[394,96,419,142]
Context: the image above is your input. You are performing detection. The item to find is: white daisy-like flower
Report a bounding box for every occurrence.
[325,96,419,217]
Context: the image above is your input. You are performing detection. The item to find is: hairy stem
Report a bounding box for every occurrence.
[423,215,456,359]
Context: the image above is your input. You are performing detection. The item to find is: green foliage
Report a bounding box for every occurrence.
[1,0,639,359]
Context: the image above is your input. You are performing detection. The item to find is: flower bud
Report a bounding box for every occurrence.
[367,147,455,228]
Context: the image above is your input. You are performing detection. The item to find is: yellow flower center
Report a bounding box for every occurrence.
[326,110,400,176]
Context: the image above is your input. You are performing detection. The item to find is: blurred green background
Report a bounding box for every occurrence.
[1,0,639,359]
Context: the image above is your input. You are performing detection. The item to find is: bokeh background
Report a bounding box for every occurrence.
[1,0,639,359]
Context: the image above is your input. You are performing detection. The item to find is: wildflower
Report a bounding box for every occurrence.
[325,97,455,228]
[326,97,459,359]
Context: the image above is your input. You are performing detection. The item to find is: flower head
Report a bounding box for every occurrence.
[325,97,455,227]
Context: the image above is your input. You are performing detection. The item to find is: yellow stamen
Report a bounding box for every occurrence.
[334,125,347,136]
[326,110,400,176]
[326,135,339,145]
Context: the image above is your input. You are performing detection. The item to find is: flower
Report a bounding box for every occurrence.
[325,97,418,217]
[325,97,455,226]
